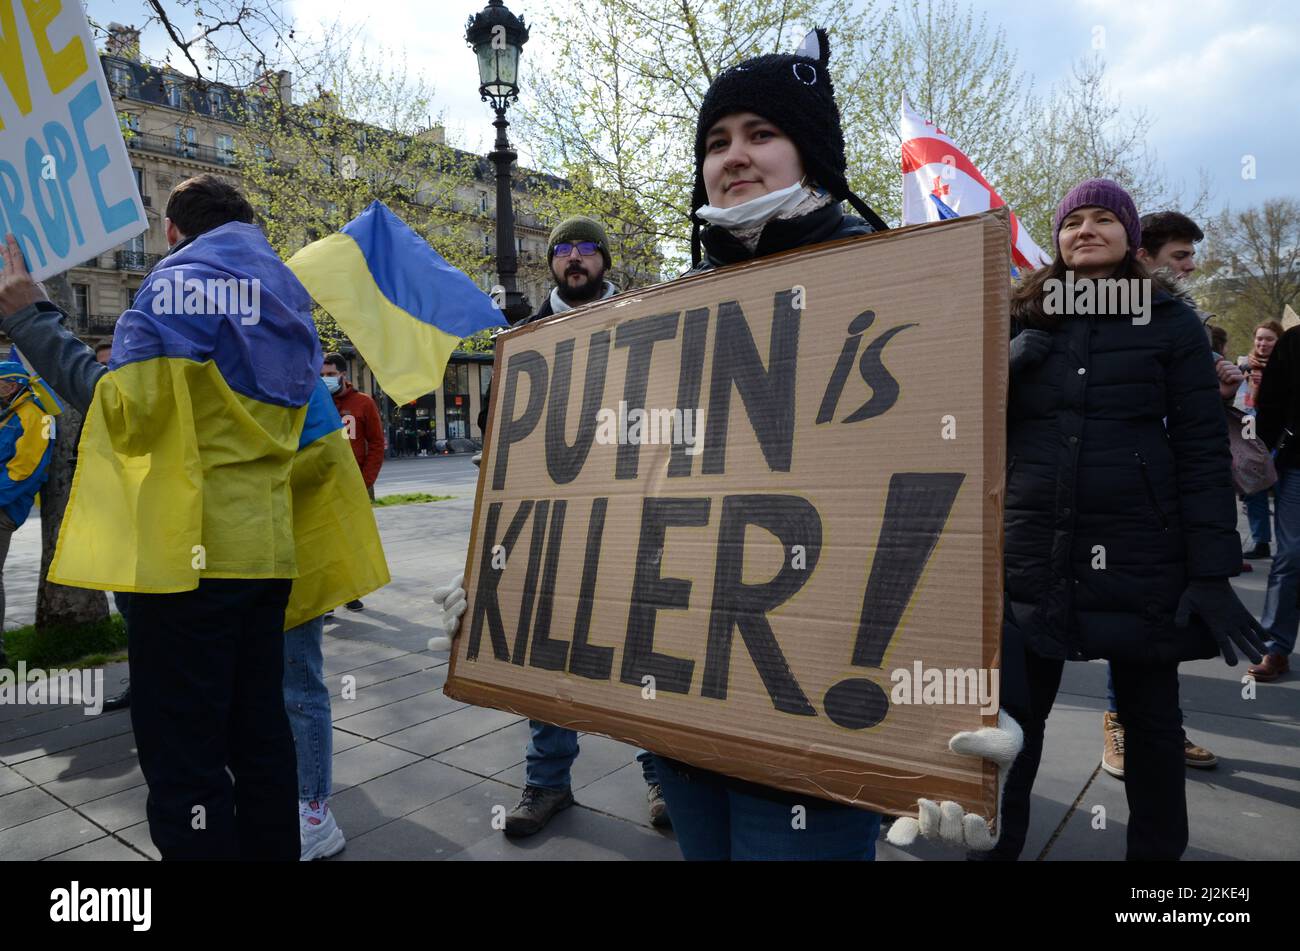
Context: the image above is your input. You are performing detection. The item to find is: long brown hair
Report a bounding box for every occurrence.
[1011,253,1155,330]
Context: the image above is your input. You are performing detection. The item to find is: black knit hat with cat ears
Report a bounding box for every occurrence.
[691,28,888,264]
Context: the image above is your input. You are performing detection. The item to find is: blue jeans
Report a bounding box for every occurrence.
[283,617,332,802]
[1105,665,1118,714]
[525,721,658,789]
[1244,491,1273,546]
[652,755,881,860]
[1262,466,1300,658]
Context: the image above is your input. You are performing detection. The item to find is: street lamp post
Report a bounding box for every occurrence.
[466,0,532,324]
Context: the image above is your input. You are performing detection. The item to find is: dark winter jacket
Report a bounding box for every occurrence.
[686,201,876,275]
[1256,324,1300,469]
[1005,273,1238,665]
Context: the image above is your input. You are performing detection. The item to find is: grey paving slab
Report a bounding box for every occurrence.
[434,718,531,778]
[332,728,368,754]
[76,783,150,833]
[0,709,134,765]
[0,764,30,796]
[11,730,137,784]
[572,762,660,828]
[0,785,66,831]
[383,704,523,757]
[338,778,517,860]
[0,809,105,860]
[328,759,484,838]
[42,760,145,807]
[0,701,92,740]
[330,740,422,792]
[322,643,410,678]
[45,836,148,861]
[324,653,445,697]
[117,820,161,860]
[328,668,445,716]
[333,688,465,740]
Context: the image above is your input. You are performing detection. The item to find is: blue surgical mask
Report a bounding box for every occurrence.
[322,375,341,394]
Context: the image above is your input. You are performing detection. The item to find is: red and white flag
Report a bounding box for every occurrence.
[900,93,1051,271]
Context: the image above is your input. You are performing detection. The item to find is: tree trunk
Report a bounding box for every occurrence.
[34,273,108,629]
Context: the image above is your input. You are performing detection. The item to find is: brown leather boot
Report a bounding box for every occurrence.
[1248,653,1290,682]
[1101,711,1125,779]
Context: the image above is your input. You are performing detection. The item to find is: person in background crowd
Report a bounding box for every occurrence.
[321,352,383,611]
[434,215,669,838]
[1252,320,1300,682]
[94,343,112,366]
[1236,321,1283,560]
[984,181,1264,861]
[1089,211,1224,779]
[0,362,55,670]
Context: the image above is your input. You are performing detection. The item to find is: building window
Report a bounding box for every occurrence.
[478,194,488,214]
[254,142,272,162]
[127,233,146,255]
[207,87,226,113]
[480,365,492,398]
[175,126,196,157]
[73,284,89,319]
[215,133,235,164]
[482,233,491,256]
[165,80,185,109]
[109,64,133,98]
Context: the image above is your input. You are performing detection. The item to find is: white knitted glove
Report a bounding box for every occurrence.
[427,573,466,652]
[886,710,1024,851]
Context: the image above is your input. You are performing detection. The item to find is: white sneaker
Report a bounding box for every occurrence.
[299,800,346,861]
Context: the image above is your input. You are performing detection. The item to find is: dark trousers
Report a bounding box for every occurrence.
[979,622,1188,861]
[125,578,299,860]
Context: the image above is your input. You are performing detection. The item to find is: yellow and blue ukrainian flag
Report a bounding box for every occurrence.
[49,222,388,626]
[286,200,507,403]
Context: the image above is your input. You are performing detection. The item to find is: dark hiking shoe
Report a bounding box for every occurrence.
[102,685,131,712]
[504,785,573,837]
[647,783,672,828]
[345,600,364,611]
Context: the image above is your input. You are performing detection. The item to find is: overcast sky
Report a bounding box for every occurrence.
[87,0,1296,217]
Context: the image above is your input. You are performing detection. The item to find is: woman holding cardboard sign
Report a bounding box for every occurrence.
[981,179,1266,862]
[646,29,1027,861]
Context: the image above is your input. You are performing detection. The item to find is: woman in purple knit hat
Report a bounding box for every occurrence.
[989,178,1265,861]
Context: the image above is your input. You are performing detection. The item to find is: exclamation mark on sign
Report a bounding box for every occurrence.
[823,472,965,729]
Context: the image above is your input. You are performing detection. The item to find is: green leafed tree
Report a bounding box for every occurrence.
[231,48,488,351]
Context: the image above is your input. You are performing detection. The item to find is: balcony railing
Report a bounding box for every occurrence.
[125,131,237,167]
[115,250,161,271]
[68,314,120,336]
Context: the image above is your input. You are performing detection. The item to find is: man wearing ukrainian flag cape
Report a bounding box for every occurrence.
[0,174,387,860]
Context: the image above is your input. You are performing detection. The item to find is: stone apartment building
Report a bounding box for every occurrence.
[46,25,583,447]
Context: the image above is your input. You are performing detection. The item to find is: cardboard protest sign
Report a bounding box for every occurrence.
[0,0,146,281]
[444,209,1010,818]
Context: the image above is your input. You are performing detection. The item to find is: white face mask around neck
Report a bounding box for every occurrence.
[695,180,811,231]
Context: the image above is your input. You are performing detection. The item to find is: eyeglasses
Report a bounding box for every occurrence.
[553,241,601,258]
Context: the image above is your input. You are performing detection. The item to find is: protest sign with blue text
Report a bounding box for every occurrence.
[0,0,146,281]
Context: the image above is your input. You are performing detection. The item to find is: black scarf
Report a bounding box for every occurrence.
[698,202,856,267]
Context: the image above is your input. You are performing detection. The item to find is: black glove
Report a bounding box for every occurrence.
[1174,579,1267,666]
[1009,329,1052,376]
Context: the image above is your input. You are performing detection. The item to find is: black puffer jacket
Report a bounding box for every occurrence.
[686,201,875,275]
[1006,275,1240,665]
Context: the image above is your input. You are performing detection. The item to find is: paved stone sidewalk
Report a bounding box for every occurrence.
[0,456,1296,860]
